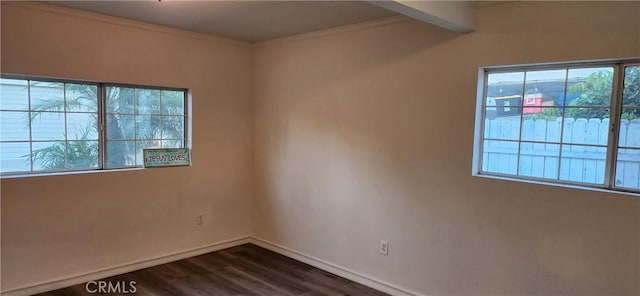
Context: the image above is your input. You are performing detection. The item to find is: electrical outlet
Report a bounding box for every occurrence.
[196,214,204,225]
[380,240,389,255]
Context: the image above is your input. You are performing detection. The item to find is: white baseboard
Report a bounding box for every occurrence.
[1,236,251,296]
[3,236,421,296]
[248,236,421,296]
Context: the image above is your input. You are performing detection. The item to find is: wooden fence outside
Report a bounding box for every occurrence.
[482,117,640,189]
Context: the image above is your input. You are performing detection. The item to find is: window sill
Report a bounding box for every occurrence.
[0,167,147,179]
[473,173,640,198]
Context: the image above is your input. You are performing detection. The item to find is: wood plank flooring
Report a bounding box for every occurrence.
[37,243,388,296]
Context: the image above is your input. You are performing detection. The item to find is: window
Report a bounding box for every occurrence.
[0,77,187,175]
[474,59,640,193]
[105,86,186,168]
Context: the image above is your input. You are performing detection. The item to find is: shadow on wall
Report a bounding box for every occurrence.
[254,19,466,244]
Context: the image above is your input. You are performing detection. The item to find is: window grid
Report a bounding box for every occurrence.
[0,76,187,175]
[477,59,640,194]
[103,86,186,169]
[63,83,68,168]
[557,69,574,183]
[0,80,100,174]
[28,79,33,172]
[513,71,527,181]
[605,65,625,189]
[482,139,608,148]
[613,64,640,191]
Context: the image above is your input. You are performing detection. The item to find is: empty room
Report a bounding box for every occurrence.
[1,1,639,295]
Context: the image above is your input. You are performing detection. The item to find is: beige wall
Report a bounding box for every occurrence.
[2,1,640,295]
[253,2,640,295]
[1,3,253,291]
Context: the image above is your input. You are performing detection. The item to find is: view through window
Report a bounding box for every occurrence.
[0,77,187,175]
[476,60,640,193]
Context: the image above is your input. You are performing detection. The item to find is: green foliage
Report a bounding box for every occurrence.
[30,142,65,170]
[30,128,99,170]
[66,140,99,168]
[24,83,100,170]
[621,66,640,120]
[565,67,640,120]
[566,70,613,119]
[531,107,562,120]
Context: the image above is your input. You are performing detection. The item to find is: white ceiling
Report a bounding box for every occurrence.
[49,1,398,42]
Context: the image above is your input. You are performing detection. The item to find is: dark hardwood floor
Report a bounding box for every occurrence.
[37,243,388,296]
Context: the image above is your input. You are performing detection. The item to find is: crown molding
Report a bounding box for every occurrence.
[254,15,413,48]
[2,2,250,48]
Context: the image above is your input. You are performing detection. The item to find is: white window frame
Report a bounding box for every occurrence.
[472,58,640,195]
[0,75,189,177]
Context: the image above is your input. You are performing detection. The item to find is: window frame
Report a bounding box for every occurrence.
[473,58,640,195]
[0,75,188,177]
[101,83,189,169]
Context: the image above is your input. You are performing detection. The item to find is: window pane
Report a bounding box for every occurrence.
[105,87,187,168]
[524,69,566,108]
[136,115,161,139]
[107,141,136,168]
[565,67,614,107]
[106,114,135,140]
[559,144,606,184]
[32,141,66,171]
[521,108,562,142]
[30,81,64,111]
[0,79,29,110]
[161,90,185,115]
[615,148,640,190]
[619,66,640,159]
[66,84,98,112]
[562,110,610,145]
[162,116,184,139]
[31,112,65,141]
[136,140,162,166]
[162,139,184,148]
[619,117,640,148]
[484,113,521,141]
[66,140,99,169]
[136,89,160,114]
[565,107,610,121]
[67,113,98,141]
[106,86,134,114]
[482,140,518,175]
[0,111,30,141]
[485,101,522,119]
[620,108,640,121]
[518,142,560,179]
[0,142,30,172]
[486,72,524,107]
[622,66,639,107]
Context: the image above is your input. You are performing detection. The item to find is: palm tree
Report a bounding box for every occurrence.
[28,83,100,170]
[31,127,100,169]
[27,83,184,170]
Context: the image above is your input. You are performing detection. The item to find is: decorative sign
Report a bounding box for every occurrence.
[143,148,191,168]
